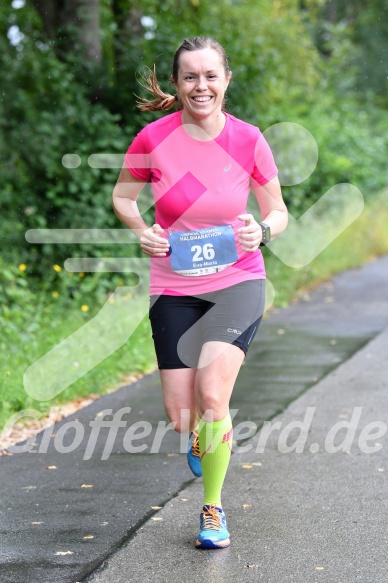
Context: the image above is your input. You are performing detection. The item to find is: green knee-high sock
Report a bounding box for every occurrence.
[198,413,233,507]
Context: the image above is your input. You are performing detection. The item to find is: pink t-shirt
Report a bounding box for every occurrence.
[124,110,278,296]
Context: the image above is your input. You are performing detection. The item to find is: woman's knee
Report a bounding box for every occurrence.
[196,389,228,420]
[163,405,194,433]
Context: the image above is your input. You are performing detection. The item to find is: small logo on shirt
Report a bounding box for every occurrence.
[223,163,232,172]
[227,328,242,335]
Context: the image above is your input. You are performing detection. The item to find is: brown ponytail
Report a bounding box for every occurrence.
[136,64,178,112]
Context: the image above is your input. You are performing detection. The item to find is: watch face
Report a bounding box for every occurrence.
[260,223,271,244]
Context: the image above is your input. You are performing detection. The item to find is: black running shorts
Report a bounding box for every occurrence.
[149,279,265,369]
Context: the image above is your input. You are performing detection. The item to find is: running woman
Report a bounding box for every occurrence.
[112,36,288,549]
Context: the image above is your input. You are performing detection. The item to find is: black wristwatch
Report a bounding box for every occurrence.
[259,222,271,246]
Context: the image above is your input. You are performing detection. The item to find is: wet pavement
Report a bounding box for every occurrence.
[1,255,388,583]
[89,324,388,583]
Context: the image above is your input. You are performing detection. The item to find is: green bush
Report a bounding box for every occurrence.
[275,95,388,215]
[0,29,133,281]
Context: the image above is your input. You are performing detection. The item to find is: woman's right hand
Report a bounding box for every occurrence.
[139,224,170,257]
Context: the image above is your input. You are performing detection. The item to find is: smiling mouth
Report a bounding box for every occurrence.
[191,96,213,103]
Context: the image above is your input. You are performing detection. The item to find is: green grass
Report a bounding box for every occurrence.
[1,195,388,433]
[264,192,388,306]
[1,298,157,433]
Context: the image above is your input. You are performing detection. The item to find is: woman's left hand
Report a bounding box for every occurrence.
[237,214,262,252]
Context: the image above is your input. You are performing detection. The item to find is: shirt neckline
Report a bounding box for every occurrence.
[178,110,229,143]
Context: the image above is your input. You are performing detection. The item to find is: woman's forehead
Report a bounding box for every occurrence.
[178,48,223,72]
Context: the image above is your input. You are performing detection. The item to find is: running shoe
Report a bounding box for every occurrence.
[195,504,230,549]
[187,431,202,477]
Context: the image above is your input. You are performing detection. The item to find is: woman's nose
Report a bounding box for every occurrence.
[195,76,208,90]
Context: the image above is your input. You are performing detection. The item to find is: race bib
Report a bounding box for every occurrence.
[168,225,238,276]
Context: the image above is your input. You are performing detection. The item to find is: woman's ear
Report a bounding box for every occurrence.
[170,75,178,91]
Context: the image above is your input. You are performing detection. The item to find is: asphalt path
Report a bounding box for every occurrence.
[1,255,388,583]
[88,317,388,583]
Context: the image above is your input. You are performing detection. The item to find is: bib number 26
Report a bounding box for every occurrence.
[168,224,238,276]
[191,243,215,262]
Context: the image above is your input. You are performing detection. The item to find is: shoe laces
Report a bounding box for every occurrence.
[192,432,200,458]
[201,505,221,531]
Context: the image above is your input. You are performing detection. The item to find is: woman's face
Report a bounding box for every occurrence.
[174,47,232,122]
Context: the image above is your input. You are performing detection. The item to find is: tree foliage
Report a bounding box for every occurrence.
[1,0,387,279]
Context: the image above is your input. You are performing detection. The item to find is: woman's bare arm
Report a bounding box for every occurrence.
[112,167,170,256]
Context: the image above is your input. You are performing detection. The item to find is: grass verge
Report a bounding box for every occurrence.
[264,192,388,306]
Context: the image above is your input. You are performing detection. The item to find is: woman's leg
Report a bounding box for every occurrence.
[159,367,203,477]
[194,281,264,506]
[195,341,245,421]
[160,368,197,433]
[149,294,206,434]
[195,341,244,507]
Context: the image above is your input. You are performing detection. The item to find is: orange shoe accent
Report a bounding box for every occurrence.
[201,505,222,530]
[192,431,200,458]
[195,505,230,549]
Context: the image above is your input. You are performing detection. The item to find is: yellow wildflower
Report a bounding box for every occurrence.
[19,263,27,271]
[81,305,89,312]
[53,264,62,272]
[52,291,59,298]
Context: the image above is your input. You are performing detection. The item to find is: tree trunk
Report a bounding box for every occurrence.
[324,0,338,23]
[30,0,58,39]
[30,0,102,63]
[60,0,102,63]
